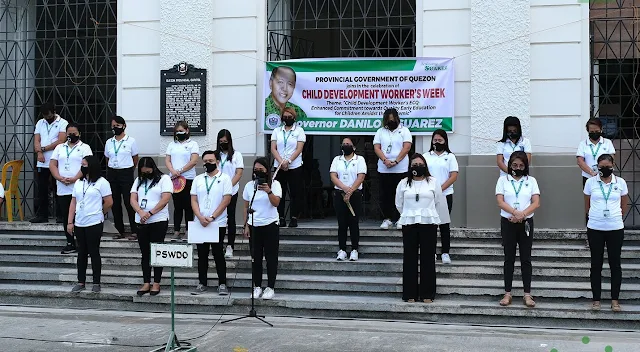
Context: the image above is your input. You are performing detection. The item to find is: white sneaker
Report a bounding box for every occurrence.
[379,219,393,229]
[441,253,452,264]
[336,250,347,261]
[396,222,403,230]
[262,287,275,300]
[224,245,233,258]
[349,249,359,261]
[252,287,262,298]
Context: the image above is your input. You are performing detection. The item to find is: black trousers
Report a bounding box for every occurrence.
[402,224,437,301]
[76,222,103,284]
[379,173,405,222]
[225,193,238,248]
[583,177,589,225]
[137,220,168,283]
[501,217,534,293]
[587,228,624,301]
[249,222,279,288]
[333,190,362,251]
[438,194,453,254]
[196,227,227,286]
[35,167,52,217]
[172,179,194,232]
[275,166,303,220]
[107,167,137,234]
[57,195,74,245]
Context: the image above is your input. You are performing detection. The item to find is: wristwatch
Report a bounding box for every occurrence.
[267,191,273,195]
[148,210,154,216]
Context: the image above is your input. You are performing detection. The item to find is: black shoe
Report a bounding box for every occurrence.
[137,289,150,297]
[61,244,77,254]
[29,216,48,224]
[289,218,298,228]
[279,218,287,227]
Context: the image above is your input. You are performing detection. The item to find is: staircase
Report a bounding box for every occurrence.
[0,222,639,329]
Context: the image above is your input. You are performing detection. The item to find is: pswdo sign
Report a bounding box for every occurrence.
[150,243,193,268]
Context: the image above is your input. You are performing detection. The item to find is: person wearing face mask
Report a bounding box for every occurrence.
[374,108,413,230]
[32,102,68,224]
[165,120,199,241]
[329,137,367,261]
[270,107,306,228]
[214,129,244,258]
[495,151,540,308]
[425,129,458,264]
[395,154,442,303]
[189,151,231,296]
[243,157,282,300]
[130,157,173,296]
[584,154,629,312]
[496,116,532,176]
[50,123,93,254]
[67,155,114,293]
[105,115,140,240]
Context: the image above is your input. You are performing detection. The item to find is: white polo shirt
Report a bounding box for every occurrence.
[495,175,540,219]
[584,175,628,231]
[425,151,459,196]
[131,174,173,224]
[165,139,199,180]
[496,137,532,176]
[373,125,412,174]
[576,137,615,178]
[72,177,112,227]
[219,150,244,195]
[190,171,232,227]
[329,154,367,190]
[50,141,93,196]
[0,182,4,199]
[271,125,306,169]
[34,115,68,168]
[105,135,139,169]
[243,180,283,227]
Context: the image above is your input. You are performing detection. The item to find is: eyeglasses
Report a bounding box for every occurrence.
[510,164,525,169]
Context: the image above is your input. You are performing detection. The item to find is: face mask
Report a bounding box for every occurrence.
[204,163,217,173]
[511,169,525,177]
[141,172,154,180]
[387,120,398,130]
[507,132,519,140]
[45,116,55,123]
[411,165,427,177]
[80,166,89,178]
[341,145,354,155]
[220,142,229,151]
[283,119,295,127]
[253,170,267,180]
[67,134,80,143]
[599,167,613,178]
[176,132,188,141]
[433,143,446,152]
[589,132,602,141]
[112,126,125,136]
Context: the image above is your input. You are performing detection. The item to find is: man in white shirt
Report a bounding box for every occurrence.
[31,102,68,223]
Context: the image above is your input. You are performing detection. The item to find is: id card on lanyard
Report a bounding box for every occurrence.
[599,180,613,218]
[140,180,151,209]
[282,129,293,159]
[112,138,125,167]
[79,180,93,210]
[511,179,524,210]
[64,143,79,171]
[342,158,353,181]
[589,141,602,172]
[386,130,396,154]
[204,175,217,209]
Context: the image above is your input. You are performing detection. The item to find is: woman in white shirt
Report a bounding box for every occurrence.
[67,155,113,293]
[495,151,540,308]
[130,157,173,296]
[395,153,442,303]
[425,129,458,264]
[270,107,305,228]
[50,122,93,255]
[329,137,367,261]
[243,157,282,300]
[105,115,139,240]
[215,129,244,258]
[374,108,412,229]
[584,154,628,312]
[496,116,532,176]
[165,120,199,240]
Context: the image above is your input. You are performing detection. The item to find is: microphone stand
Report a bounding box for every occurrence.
[222,180,272,327]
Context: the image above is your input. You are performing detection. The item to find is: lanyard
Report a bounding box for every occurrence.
[387,129,397,148]
[143,180,150,195]
[204,175,217,195]
[282,128,293,149]
[589,142,602,159]
[220,154,228,170]
[510,179,524,198]
[65,143,79,159]
[342,157,354,170]
[598,180,613,204]
[45,120,56,135]
[112,137,126,157]
[509,140,519,152]
[82,180,93,198]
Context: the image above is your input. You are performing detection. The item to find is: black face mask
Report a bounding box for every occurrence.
[433,143,446,152]
[283,119,295,127]
[411,165,427,177]
[112,126,125,136]
[45,116,55,124]
[387,120,398,130]
[141,172,154,180]
[341,145,354,155]
[204,163,217,173]
[253,170,268,184]
[80,166,89,178]
[589,132,602,141]
[219,142,229,151]
[599,167,613,178]
[176,132,188,141]
[511,169,525,177]
[507,132,519,140]
[67,134,80,143]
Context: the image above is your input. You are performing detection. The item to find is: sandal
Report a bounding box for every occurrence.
[112,233,126,240]
[406,299,416,303]
[423,299,433,303]
[126,233,138,241]
[611,301,622,312]
[499,293,512,306]
[591,301,601,311]
[523,294,536,308]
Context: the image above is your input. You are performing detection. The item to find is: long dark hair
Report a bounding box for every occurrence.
[82,155,101,183]
[253,157,272,186]
[173,120,190,141]
[382,108,399,128]
[507,151,530,177]
[136,157,163,190]
[498,116,522,143]
[215,129,235,162]
[428,129,452,153]
[406,153,431,187]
